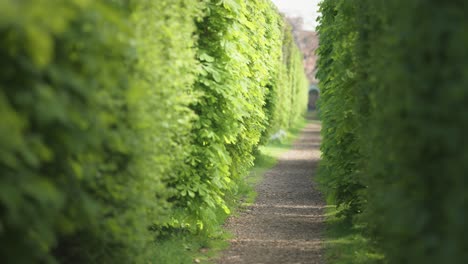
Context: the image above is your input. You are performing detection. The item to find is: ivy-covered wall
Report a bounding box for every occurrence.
[0,0,308,263]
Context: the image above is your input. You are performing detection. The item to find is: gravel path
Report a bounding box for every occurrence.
[217,122,325,264]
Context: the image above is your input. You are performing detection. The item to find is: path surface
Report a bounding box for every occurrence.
[218,122,325,264]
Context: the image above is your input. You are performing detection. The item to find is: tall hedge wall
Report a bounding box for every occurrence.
[318,0,468,263]
[0,0,308,263]
[316,0,367,219]
[264,18,309,139]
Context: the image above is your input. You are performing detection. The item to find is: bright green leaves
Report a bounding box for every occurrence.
[165,0,308,236]
[260,14,309,143]
[198,52,215,63]
[219,0,241,13]
[0,0,308,263]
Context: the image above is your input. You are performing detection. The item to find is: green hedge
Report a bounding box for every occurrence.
[316,0,366,219]
[0,0,307,263]
[318,0,468,263]
[0,0,204,263]
[164,0,309,234]
[263,17,309,140]
[166,0,276,231]
[0,1,136,263]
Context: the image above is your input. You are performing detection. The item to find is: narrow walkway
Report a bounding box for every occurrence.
[218,122,325,264]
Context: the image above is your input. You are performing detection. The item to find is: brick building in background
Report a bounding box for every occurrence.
[287,16,319,85]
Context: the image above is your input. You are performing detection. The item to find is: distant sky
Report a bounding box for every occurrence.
[271,0,321,31]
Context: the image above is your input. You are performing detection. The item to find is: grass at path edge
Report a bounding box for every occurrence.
[238,116,309,206]
[321,199,384,264]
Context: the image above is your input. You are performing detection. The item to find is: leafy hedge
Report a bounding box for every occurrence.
[0,0,308,263]
[316,0,367,220]
[264,18,309,140]
[1,2,137,263]
[318,0,468,263]
[163,0,308,235]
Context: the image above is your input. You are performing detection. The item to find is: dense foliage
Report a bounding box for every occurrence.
[264,19,309,140]
[317,0,468,263]
[316,0,366,219]
[0,0,308,263]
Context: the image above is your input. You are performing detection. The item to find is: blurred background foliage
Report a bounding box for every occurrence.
[317,0,468,263]
[0,0,308,263]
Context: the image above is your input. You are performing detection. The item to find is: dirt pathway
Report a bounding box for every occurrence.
[217,122,325,264]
